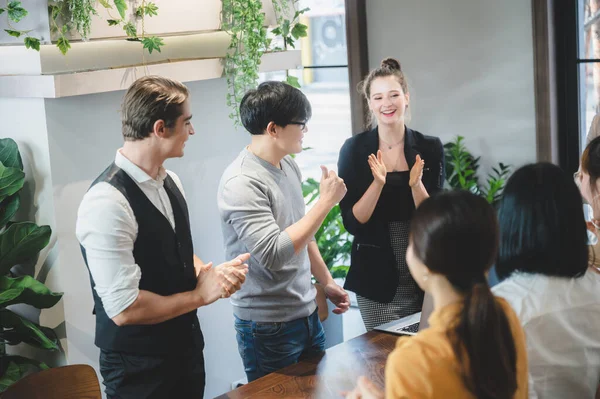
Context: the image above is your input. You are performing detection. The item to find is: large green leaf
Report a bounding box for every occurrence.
[0,355,48,392]
[0,361,20,392]
[0,163,24,204]
[6,1,27,23]
[0,194,19,229]
[0,275,62,309]
[0,222,51,276]
[0,309,59,350]
[114,0,127,19]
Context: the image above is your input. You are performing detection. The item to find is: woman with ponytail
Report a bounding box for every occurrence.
[346,190,528,399]
[494,162,600,398]
[337,57,444,331]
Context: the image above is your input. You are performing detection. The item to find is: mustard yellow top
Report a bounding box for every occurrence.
[385,297,528,399]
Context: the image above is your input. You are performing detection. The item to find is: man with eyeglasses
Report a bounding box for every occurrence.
[217,81,350,382]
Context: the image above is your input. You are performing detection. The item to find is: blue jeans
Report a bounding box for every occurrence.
[234,310,326,382]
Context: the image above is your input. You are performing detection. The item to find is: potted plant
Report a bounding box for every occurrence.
[444,135,511,206]
[0,138,63,392]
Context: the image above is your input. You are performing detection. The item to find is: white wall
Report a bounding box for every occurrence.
[366,0,537,174]
[43,78,249,398]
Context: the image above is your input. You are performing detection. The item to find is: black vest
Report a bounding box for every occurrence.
[81,163,204,355]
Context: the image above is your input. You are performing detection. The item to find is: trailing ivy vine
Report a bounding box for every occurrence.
[222,0,310,125]
[2,0,163,55]
[222,0,269,126]
[1,1,41,50]
[99,0,164,54]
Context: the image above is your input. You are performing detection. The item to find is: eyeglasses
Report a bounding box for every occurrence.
[574,170,582,181]
[288,121,307,132]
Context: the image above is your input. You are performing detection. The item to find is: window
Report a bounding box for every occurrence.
[260,0,352,181]
[579,0,600,148]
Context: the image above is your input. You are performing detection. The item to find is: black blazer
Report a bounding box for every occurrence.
[337,126,445,302]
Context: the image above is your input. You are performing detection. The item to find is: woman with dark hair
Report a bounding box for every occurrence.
[337,57,444,331]
[493,163,600,399]
[346,190,528,399]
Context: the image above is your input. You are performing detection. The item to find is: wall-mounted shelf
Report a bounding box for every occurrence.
[0,50,300,98]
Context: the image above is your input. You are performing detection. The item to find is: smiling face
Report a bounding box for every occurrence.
[367,75,410,127]
[274,120,307,155]
[579,168,600,208]
[161,99,195,158]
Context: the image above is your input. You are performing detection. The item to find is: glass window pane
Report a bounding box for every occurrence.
[258,68,352,180]
[579,0,591,59]
[580,63,598,148]
[298,0,347,67]
[293,67,351,180]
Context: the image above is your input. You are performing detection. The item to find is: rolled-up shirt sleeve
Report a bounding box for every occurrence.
[76,182,141,319]
[219,176,296,271]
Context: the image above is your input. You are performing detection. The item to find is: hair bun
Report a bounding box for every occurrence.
[381,57,401,71]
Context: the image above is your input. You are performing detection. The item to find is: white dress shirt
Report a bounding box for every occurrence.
[493,270,600,399]
[76,150,185,319]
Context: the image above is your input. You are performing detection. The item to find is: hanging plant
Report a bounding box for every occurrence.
[98,0,164,54]
[221,0,270,126]
[271,0,309,88]
[221,0,310,125]
[2,1,163,55]
[1,1,42,50]
[67,0,96,40]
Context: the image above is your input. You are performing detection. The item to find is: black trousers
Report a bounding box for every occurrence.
[99,343,205,399]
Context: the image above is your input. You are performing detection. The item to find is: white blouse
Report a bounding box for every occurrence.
[493,270,600,399]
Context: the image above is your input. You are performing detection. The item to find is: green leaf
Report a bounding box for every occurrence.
[0,194,20,229]
[7,1,27,23]
[0,361,20,393]
[330,266,349,279]
[291,23,308,39]
[0,8,5,15]
[0,309,59,350]
[144,3,158,17]
[0,355,49,391]
[5,356,49,371]
[98,0,112,8]
[285,75,300,88]
[0,163,24,204]
[106,19,120,26]
[24,37,40,51]
[281,20,291,37]
[56,37,70,55]
[0,275,63,309]
[141,36,164,54]
[294,7,310,19]
[123,22,137,38]
[4,30,22,38]
[0,355,50,391]
[113,0,127,19]
[0,222,51,276]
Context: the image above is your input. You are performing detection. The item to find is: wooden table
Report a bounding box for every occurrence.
[216,331,398,399]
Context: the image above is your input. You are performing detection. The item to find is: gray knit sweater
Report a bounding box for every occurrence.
[217,148,316,322]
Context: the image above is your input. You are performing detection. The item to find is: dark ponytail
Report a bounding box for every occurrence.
[452,281,517,398]
[410,191,517,399]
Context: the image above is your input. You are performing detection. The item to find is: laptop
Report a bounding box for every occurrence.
[373,292,434,336]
